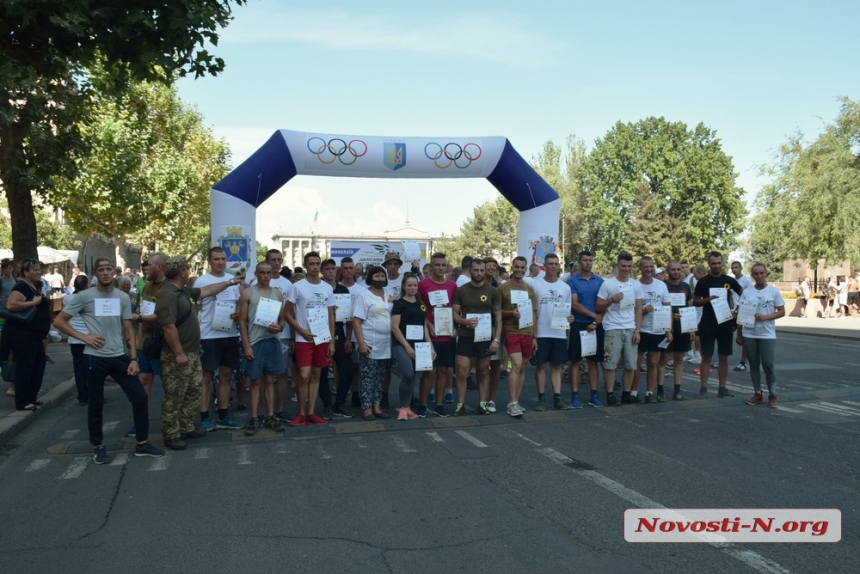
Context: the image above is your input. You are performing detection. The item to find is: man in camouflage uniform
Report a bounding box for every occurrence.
[156,256,243,450]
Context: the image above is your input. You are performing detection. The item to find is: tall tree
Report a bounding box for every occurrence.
[749,97,860,267]
[0,0,246,260]
[436,197,519,264]
[581,117,747,269]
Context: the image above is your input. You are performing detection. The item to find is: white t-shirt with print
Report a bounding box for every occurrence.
[737,285,784,339]
[638,279,672,335]
[195,273,241,340]
[288,278,334,343]
[353,288,391,360]
[597,277,644,331]
[531,277,571,339]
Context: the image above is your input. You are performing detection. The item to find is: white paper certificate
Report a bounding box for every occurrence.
[510,290,529,306]
[406,324,424,340]
[668,292,686,307]
[579,330,597,357]
[94,298,121,317]
[651,306,672,331]
[211,301,236,332]
[307,313,332,344]
[253,297,281,328]
[710,287,727,300]
[737,301,756,328]
[139,300,156,316]
[434,307,454,337]
[711,297,734,324]
[428,290,449,307]
[334,294,353,322]
[550,302,570,330]
[414,342,433,371]
[467,313,492,342]
[679,307,698,333]
[517,300,534,329]
[618,282,635,309]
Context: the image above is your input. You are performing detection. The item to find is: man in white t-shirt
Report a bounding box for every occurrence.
[730,261,754,372]
[195,247,244,431]
[285,251,335,426]
[455,255,473,288]
[630,257,672,403]
[531,253,573,411]
[596,251,644,407]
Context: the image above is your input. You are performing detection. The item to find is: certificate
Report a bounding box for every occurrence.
[307,313,332,344]
[467,313,492,342]
[211,300,236,332]
[428,289,449,307]
[139,300,156,316]
[402,240,420,263]
[406,324,424,340]
[94,298,121,317]
[253,297,281,328]
[618,282,635,309]
[709,287,727,300]
[668,292,686,307]
[657,337,671,349]
[550,302,570,330]
[334,293,353,322]
[510,289,530,306]
[434,307,454,337]
[579,330,597,357]
[414,342,433,371]
[517,299,534,329]
[737,301,756,329]
[711,297,734,324]
[679,307,698,333]
[651,306,672,331]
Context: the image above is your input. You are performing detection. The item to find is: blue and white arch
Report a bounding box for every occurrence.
[211,130,559,273]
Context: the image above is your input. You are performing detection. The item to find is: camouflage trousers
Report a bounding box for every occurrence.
[160,349,202,440]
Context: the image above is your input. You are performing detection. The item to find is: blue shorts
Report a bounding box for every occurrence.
[137,351,162,376]
[246,338,285,380]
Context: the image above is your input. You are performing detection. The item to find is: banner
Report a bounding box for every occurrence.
[330,240,428,269]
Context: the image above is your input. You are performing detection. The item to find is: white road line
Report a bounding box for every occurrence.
[844,362,860,367]
[425,432,444,443]
[455,430,487,448]
[797,404,853,417]
[500,427,542,446]
[776,406,804,413]
[148,452,171,471]
[393,437,417,453]
[60,457,89,479]
[103,421,120,433]
[819,401,860,414]
[275,443,290,454]
[536,447,793,574]
[108,452,129,467]
[351,437,368,448]
[26,459,51,472]
[194,448,212,460]
[237,445,253,465]
[842,400,860,407]
[317,445,332,460]
[61,429,80,439]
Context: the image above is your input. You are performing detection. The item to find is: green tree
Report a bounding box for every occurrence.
[582,117,747,269]
[436,197,520,264]
[749,98,860,267]
[49,77,231,267]
[0,0,246,260]
[0,197,78,251]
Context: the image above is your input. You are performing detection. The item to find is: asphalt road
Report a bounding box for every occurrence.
[0,331,856,573]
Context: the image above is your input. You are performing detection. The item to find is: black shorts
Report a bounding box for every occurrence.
[637,332,666,353]
[698,324,734,358]
[432,340,456,368]
[664,323,692,353]
[456,336,491,359]
[536,337,568,365]
[201,338,241,372]
[568,323,604,363]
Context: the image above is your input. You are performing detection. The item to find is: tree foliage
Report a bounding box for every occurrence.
[436,197,519,265]
[0,197,77,251]
[749,97,860,266]
[0,0,246,260]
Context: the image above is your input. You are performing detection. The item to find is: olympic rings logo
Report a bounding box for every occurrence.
[423,142,482,169]
[307,137,368,165]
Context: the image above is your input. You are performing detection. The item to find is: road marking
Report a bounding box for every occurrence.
[26,459,51,472]
[317,445,332,460]
[237,445,253,465]
[536,447,793,574]
[108,452,129,467]
[194,448,212,460]
[818,402,860,416]
[275,443,290,454]
[60,457,89,479]
[844,362,860,367]
[797,404,854,417]
[103,421,120,433]
[842,400,860,407]
[775,406,804,413]
[426,432,444,443]
[392,436,416,453]
[61,429,80,439]
[455,430,487,448]
[148,452,171,471]
[500,427,542,446]
[351,437,368,448]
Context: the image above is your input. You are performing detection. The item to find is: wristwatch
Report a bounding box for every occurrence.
[492,338,500,343]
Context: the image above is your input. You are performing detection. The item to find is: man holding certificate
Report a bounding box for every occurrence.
[735,264,785,408]
[659,260,693,401]
[452,258,502,416]
[498,256,537,417]
[567,250,605,409]
[693,251,744,398]
[531,253,573,411]
[417,252,458,418]
[631,257,673,404]
[238,261,288,435]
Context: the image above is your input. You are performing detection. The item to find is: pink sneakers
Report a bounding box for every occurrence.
[398,408,420,420]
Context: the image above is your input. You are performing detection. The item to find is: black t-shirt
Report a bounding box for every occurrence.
[333,284,349,338]
[694,274,742,328]
[665,281,692,310]
[391,298,426,344]
[5,281,51,336]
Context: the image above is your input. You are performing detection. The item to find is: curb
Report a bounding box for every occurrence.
[0,377,76,448]
[778,328,860,342]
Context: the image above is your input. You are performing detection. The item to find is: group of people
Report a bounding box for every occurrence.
[796,272,860,319]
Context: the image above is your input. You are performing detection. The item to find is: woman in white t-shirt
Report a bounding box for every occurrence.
[735,264,785,408]
[353,266,392,421]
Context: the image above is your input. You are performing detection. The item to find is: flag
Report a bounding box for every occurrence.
[312,210,319,224]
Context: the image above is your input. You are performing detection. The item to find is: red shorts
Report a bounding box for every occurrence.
[294,341,331,368]
[505,334,534,358]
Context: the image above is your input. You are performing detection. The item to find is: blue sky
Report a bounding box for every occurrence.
[177,0,860,245]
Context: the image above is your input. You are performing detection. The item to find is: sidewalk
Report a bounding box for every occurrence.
[0,342,76,446]
[776,314,860,341]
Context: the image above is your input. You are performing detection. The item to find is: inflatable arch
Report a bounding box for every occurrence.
[210,130,559,273]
